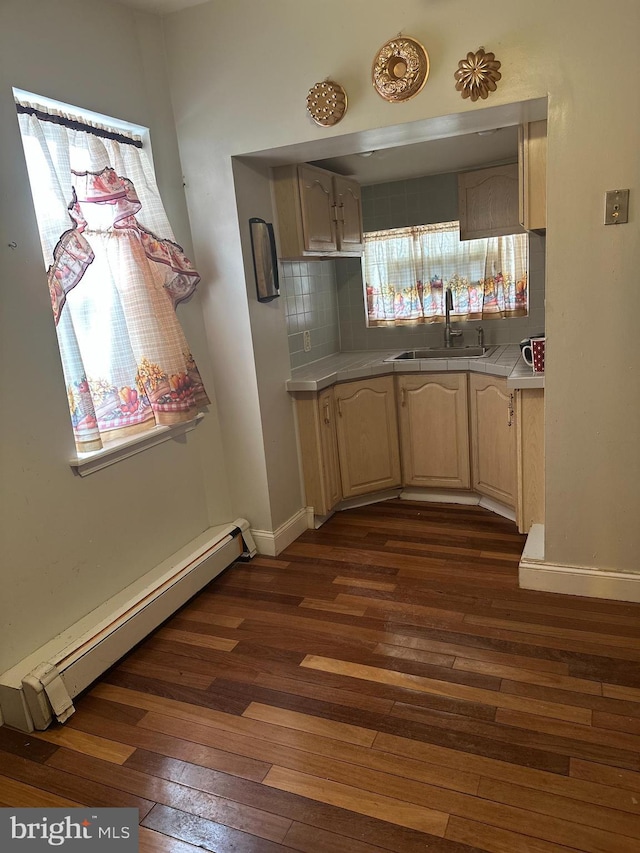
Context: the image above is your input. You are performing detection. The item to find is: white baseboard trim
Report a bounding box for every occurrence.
[401,488,517,524]
[308,508,334,529]
[251,508,309,557]
[519,524,640,603]
[401,489,480,505]
[336,488,402,512]
[307,489,517,528]
[478,495,517,523]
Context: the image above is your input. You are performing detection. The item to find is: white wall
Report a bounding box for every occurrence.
[0,0,233,673]
[163,0,640,574]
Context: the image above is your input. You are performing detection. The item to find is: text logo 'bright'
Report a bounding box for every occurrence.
[1,809,138,850]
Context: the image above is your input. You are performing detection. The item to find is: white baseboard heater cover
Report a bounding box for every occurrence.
[1,518,255,732]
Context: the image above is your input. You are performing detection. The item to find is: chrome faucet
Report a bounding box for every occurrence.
[444,287,463,348]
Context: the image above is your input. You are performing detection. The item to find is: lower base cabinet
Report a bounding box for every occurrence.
[294,371,543,533]
[333,376,401,498]
[515,387,545,533]
[469,374,517,508]
[294,388,342,516]
[397,373,470,489]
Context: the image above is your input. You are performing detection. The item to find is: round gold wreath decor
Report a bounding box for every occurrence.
[372,36,429,103]
[454,48,502,102]
[306,81,347,127]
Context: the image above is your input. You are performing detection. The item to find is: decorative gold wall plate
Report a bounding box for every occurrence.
[454,48,502,102]
[306,81,347,127]
[372,36,429,102]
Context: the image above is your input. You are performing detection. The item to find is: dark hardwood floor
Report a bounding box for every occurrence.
[2,499,640,852]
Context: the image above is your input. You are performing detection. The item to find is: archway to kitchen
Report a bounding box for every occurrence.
[228,97,547,557]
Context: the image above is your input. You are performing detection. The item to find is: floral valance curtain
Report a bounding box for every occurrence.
[16,101,209,453]
[364,221,528,325]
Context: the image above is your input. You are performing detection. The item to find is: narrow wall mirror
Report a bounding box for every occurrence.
[249,217,280,302]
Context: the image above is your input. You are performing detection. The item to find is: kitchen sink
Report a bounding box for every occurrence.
[386,345,497,361]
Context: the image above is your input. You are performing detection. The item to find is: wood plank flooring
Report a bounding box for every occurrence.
[3,499,640,852]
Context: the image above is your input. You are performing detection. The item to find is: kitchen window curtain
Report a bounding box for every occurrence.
[16,100,209,453]
[364,221,528,325]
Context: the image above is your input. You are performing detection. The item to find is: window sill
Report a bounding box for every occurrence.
[70,413,205,477]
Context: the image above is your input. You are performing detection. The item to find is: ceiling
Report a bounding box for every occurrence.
[311,125,519,185]
[102,0,207,14]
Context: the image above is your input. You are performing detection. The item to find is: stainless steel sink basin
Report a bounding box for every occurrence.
[386,345,496,361]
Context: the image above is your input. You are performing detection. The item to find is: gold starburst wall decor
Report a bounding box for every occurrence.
[454,48,501,102]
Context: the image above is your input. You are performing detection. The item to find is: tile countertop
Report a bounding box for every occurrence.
[287,344,545,392]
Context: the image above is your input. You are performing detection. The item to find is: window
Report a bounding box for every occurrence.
[363,221,528,325]
[15,92,209,455]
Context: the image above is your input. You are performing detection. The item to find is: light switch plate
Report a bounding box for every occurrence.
[604,189,629,225]
[303,330,311,352]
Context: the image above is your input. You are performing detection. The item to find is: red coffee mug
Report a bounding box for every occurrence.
[522,337,545,373]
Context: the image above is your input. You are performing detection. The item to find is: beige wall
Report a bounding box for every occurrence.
[0,0,233,673]
[164,0,639,574]
[2,0,638,679]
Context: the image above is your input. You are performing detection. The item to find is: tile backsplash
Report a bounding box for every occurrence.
[361,173,459,232]
[281,260,340,368]
[282,171,546,367]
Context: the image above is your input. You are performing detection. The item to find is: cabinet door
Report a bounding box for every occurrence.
[458,164,525,240]
[334,376,401,498]
[518,120,547,232]
[317,388,343,512]
[515,388,544,533]
[333,175,364,255]
[398,373,470,489]
[295,390,342,515]
[297,164,337,253]
[469,374,517,507]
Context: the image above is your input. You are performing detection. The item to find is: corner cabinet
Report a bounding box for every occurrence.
[333,376,401,498]
[519,119,547,232]
[469,374,517,508]
[397,373,470,489]
[458,163,525,241]
[272,163,363,259]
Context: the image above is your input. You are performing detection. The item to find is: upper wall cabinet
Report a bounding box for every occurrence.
[519,119,547,232]
[458,163,525,241]
[333,175,364,255]
[272,163,363,259]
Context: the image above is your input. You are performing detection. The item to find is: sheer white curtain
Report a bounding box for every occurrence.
[364,221,528,325]
[17,101,209,452]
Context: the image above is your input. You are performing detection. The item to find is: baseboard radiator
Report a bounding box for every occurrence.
[0,519,256,733]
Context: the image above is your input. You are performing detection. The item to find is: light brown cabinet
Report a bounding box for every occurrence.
[333,376,401,498]
[272,163,363,259]
[469,374,517,508]
[397,373,470,489]
[295,371,540,526]
[294,388,342,516]
[458,163,525,241]
[515,388,544,533]
[518,119,547,232]
[333,175,364,254]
